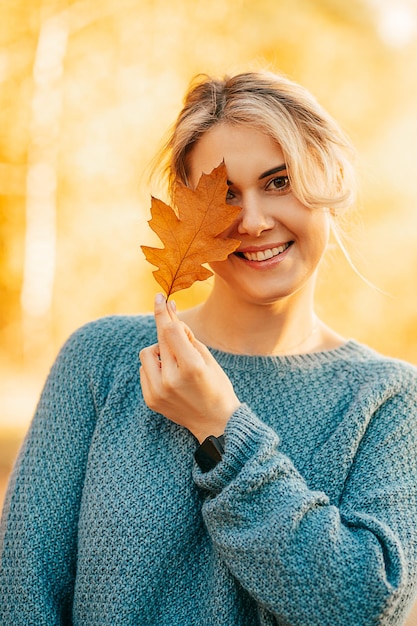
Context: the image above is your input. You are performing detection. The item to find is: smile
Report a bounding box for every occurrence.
[237,242,292,262]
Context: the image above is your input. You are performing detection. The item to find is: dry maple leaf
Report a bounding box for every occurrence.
[141,162,241,297]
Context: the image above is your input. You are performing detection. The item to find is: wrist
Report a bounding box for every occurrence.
[194,426,225,444]
[193,398,240,444]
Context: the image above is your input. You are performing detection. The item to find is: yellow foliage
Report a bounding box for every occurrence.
[1,0,417,433]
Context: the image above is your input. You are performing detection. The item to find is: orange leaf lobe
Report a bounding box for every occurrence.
[141,162,241,297]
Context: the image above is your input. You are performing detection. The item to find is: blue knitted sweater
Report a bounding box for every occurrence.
[1,314,417,625]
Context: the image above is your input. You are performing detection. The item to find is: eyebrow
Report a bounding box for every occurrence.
[226,163,287,186]
[258,164,287,179]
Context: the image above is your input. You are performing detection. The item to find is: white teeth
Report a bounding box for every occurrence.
[242,243,290,262]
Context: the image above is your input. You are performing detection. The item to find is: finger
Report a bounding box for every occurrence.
[167,298,178,322]
[154,294,204,372]
[154,293,182,330]
[139,345,163,404]
[154,295,196,372]
[159,322,206,372]
[151,293,177,368]
[139,365,157,410]
[139,343,160,361]
[165,299,196,345]
[154,292,172,328]
[139,344,162,375]
[187,335,213,363]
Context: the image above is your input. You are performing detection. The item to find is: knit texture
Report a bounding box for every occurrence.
[1,314,417,625]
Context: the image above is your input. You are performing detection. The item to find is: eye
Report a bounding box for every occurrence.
[226,188,236,201]
[265,175,290,193]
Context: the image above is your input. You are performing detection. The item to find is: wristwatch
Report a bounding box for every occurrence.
[194,434,225,473]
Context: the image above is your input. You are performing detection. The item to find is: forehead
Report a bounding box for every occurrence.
[186,123,285,188]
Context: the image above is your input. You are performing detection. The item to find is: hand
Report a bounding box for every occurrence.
[139,293,240,443]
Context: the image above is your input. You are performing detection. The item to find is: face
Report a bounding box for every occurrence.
[186,123,330,306]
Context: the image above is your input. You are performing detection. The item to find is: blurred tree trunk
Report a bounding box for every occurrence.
[0,2,41,364]
[20,1,69,364]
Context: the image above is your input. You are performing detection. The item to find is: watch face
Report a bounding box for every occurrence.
[194,435,225,472]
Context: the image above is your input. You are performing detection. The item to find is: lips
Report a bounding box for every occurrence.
[235,242,292,262]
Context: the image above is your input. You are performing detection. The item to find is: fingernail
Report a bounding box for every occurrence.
[155,292,165,304]
[169,300,177,313]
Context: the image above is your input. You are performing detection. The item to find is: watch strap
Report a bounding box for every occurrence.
[194,434,225,473]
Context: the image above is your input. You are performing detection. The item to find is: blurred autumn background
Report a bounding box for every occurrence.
[1,1,417,617]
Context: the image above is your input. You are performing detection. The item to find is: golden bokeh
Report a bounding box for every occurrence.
[1,7,417,619]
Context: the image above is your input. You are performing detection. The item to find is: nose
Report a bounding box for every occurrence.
[236,194,275,237]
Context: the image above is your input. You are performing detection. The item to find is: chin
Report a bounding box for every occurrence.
[213,270,316,307]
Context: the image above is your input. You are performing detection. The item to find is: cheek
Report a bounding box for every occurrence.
[208,258,229,274]
[307,209,331,247]
[207,258,238,283]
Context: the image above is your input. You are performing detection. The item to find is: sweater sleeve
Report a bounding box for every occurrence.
[0,326,102,625]
[193,380,417,626]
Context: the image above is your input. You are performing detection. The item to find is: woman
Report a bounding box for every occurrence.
[1,71,416,625]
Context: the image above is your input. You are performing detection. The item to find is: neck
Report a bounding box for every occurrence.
[180,283,321,356]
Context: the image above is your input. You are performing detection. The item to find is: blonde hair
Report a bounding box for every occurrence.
[153,71,357,215]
